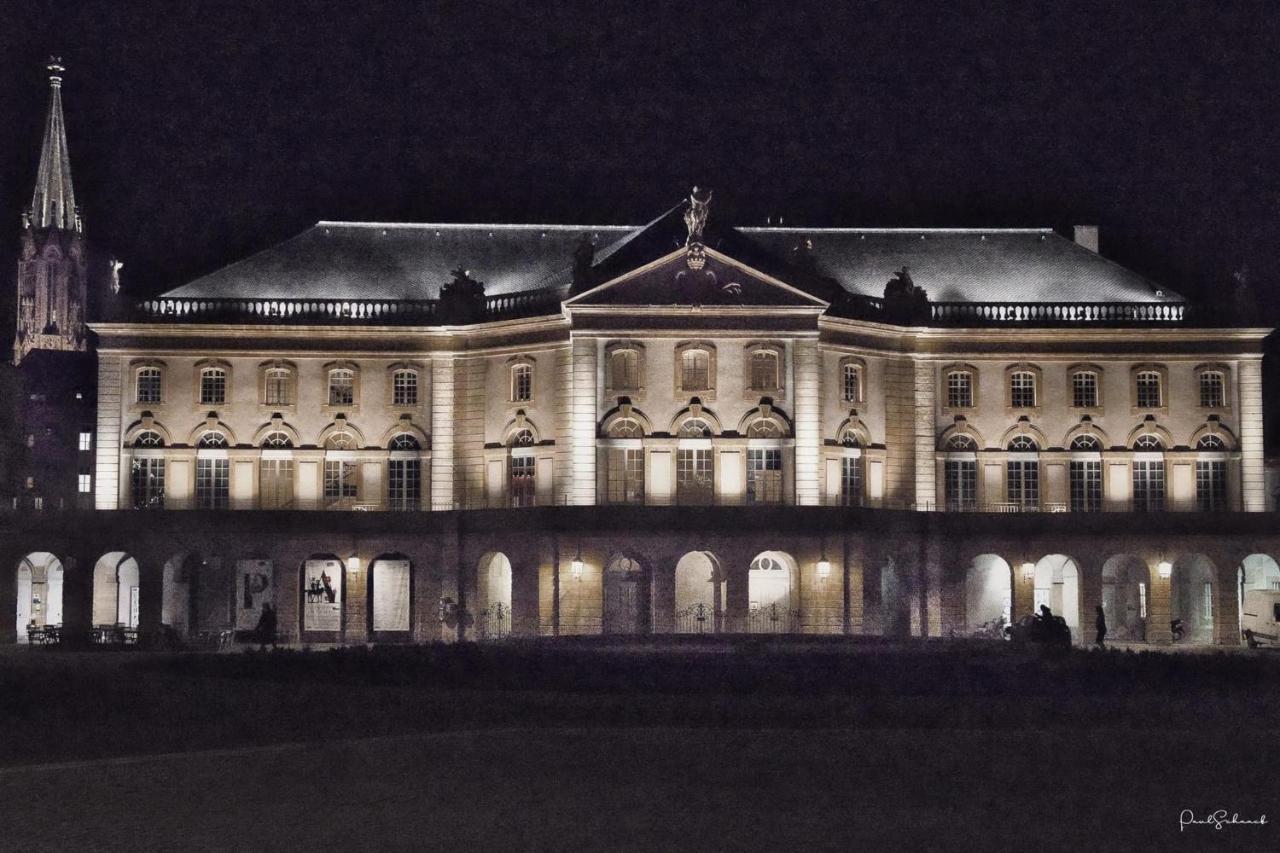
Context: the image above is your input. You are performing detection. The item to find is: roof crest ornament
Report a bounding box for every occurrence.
[683,186,712,270]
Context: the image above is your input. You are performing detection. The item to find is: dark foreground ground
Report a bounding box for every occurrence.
[1,637,1276,852]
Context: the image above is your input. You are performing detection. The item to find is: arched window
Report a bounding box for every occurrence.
[197,432,229,448]
[1006,436,1039,510]
[199,367,227,406]
[133,430,165,448]
[608,418,644,439]
[388,434,421,511]
[261,431,292,448]
[392,369,418,407]
[510,363,533,403]
[746,418,782,439]
[1132,434,1165,512]
[609,349,639,391]
[945,434,977,452]
[510,428,535,447]
[681,349,711,392]
[1069,435,1102,512]
[325,431,356,450]
[677,417,713,438]
[1196,435,1227,512]
[1196,435,1225,450]
[748,350,780,391]
[328,368,355,407]
[136,367,162,404]
[840,427,862,448]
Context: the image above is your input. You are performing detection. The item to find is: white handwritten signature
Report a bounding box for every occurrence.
[1180,810,1268,831]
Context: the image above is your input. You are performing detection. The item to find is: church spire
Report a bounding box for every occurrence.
[27,57,79,233]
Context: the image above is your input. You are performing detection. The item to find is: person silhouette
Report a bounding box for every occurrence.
[1095,604,1107,648]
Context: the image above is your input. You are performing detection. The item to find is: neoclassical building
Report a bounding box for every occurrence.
[5,66,1280,649]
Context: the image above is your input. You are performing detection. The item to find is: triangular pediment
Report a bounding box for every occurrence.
[566,247,829,309]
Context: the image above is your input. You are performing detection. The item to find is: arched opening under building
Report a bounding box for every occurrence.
[369,554,413,637]
[16,553,64,643]
[161,553,235,639]
[603,554,649,635]
[161,553,199,636]
[1034,554,1081,643]
[748,551,797,633]
[964,554,1011,638]
[674,551,724,634]
[1237,554,1280,643]
[1171,554,1216,644]
[1102,554,1149,642]
[878,555,913,638]
[475,552,512,639]
[93,552,141,629]
[301,554,344,635]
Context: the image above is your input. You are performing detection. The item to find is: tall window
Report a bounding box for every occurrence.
[328,369,355,406]
[1069,435,1102,512]
[130,458,165,509]
[79,432,92,451]
[510,456,535,507]
[196,433,229,510]
[388,434,421,511]
[259,460,293,509]
[842,363,862,403]
[749,350,779,391]
[264,368,293,406]
[944,435,977,511]
[1136,371,1162,409]
[746,448,783,504]
[1072,371,1099,408]
[1199,370,1225,408]
[606,448,645,504]
[1195,435,1227,512]
[1132,435,1165,512]
[392,370,418,406]
[200,367,226,405]
[323,431,358,506]
[946,370,972,409]
[841,457,863,507]
[136,367,162,404]
[610,349,639,390]
[1009,371,1036,408]
[681,349,710,391]
[1006,436,1039,509]
[676,448,713,505]
[510,363,533,402]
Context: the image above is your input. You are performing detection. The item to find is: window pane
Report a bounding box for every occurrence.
[265,369,291,406]
[1010,372,1036,408]
[611,350,637,389]
[131,458,165,509]
[1072,372,1098,408]
[259,459,294,509]
[1007,460,1038,508]
[1133,460,1166,511]
[681,350,709,390]
[750,351,778,390]
[200,369,226,405]
[746,448,783,504]
[1070,460,1102,512]
[137,368,162,403]
[606,448,645,504]
[393,370,418,406]
[947,372,972,408]
[1136,372,1161,408]
[328,370,354,406]
[510,456,535,506]
[676,449,713,505]
[389,459,421,510]
[843,365,860,402]
[841,457,863,506]
[1199,371,1224,408]
[1196,460,1226,511]
[323,460,358,502]
[511,365,533,402]
[945,460,976,511]
[196,458,229,509]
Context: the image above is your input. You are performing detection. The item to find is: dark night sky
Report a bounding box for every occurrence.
[1,0,1279,307]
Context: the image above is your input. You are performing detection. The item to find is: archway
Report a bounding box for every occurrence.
[603,554,649,635]
[748,551,797,633]
[92,552,141,628]
[879,555,913,637]
[475,552,512,640]
[674,551,724,634]
[16,553,64,643]
[1237,554,1280,642]
[161,553,234,636]
[964,554,1012,638]
[369,554,412,636]
[1171,554,1216,644]
[161,553,199,636]
[1034,554,1081,643]
[1102,554,1149,641]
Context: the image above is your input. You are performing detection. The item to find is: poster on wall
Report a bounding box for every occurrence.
[303,558,343,632]
[372,559,411,632]
[236,560,274,630]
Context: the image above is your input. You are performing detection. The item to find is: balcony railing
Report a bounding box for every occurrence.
[836,294,1195,326]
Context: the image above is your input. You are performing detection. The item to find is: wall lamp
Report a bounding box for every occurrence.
[1157,560,1172,579]
[817,537,831,580]
[1021,562,1035,582]
[346,553,361,573]
[570,544,584,580]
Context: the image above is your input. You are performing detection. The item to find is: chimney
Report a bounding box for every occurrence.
[1073,225,1099,253]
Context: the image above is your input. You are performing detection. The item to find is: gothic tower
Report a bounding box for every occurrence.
[13,57,88,365]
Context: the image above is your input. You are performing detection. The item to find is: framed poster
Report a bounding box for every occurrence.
[372,559,411,632]
[236,560,274,630]
[303,558,342,632]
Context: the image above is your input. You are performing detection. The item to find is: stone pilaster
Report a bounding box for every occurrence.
[569,336,598,505]
[94,355,122,510]
[1238,358,1265,512]
[429,357,455,510]
[793,338,821,505]
[913,359,937,510]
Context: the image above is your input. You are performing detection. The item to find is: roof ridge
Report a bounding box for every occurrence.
[315,220,637,231]
[740,227,1054,234]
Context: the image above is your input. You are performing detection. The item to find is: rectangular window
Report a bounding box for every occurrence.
[1199,371,1225,408]
[1132,460,1166,511]
[749,352,778,391]
[200,369,226,405]
[841,457,863,507]
[136,368,162,404]
[606,448,645,505]
[195,458,229,509]
[393,370,418,406]
[1072,372,1098,408]
[510,455,535,507]
[265,370,292,406]
[1203,582,1213,622]
[946,371,972,408]
[1136,372,1162,409]
[945,460,977,511]
[1010,372,1036,408]
[1139,582,1148,619]
[328,371,354,407]
[323,460,358,503]
[259,458,294,509]
[1196,460,1227,512]
[388,458,421,510]
[78,432,92,451]
[131,458,165,509]
[610,351,638,390]
[681,350,710,391]
[78,473,91,493]
[1069,460,1102,512]
[676,448,713,505]
[746,448,783,504]
[1007,460,1039,509]
[843,365,861,403]
[511,365,533,402]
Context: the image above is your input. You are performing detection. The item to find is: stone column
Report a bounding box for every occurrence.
[1238,358,1266,512]
[913,359,937,510]
[94,355,123,510]
[569,337,598,506]
[793,339,821,505]
[651,554,676,635]
[1147,559,1173,644]
[430,357,456,511]
[923,537,943,637]
[0,541,25,644]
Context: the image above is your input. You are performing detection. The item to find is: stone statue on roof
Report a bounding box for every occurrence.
[683,186,713,246]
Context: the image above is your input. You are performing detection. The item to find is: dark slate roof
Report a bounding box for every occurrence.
[161,219,1180,305]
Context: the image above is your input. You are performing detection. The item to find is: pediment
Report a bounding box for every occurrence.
[566,247,829,309]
